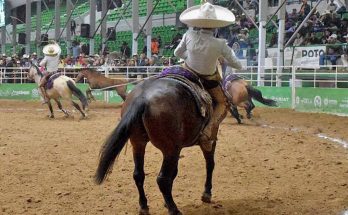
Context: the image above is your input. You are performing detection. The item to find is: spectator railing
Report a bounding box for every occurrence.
[1,65,348,89]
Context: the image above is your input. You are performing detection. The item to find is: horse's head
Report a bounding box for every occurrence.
[27,65,42,81]
[75,70,86,83]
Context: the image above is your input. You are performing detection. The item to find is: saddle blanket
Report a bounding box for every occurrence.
[222,74,242,89]
[46,73,61,90]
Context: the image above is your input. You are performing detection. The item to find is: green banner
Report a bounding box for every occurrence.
[0,84,40,100]
[295,88,348,115]
[1,84,347,115]
[0,83,134,103]
[254,87,292,108]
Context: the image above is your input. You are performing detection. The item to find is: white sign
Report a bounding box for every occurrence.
[267,46,326,68]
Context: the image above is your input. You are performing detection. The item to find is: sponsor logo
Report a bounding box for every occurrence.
[314,96,322,108]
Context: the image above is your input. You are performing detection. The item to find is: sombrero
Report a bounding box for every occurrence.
[43,43,61,56]
[179,2,235,28]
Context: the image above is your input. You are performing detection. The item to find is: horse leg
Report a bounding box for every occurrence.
[200,141,216,203]
[86,89,95,102]
[47,100,54,118]
[132,142,149,215]
[115,86,127,101]
[54,99,69,117]
[230,106,241,124]
[71,100,86,118]
[246,99,255,119]
[157,152,181,215]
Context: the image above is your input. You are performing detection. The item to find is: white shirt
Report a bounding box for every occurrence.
[174,29,242,76]
[39,52,61,73]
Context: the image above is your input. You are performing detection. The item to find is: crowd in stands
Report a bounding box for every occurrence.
[2,0,348,80]
[218,0,348,65]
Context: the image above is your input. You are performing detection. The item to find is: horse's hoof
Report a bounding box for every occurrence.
[239,115,244,119]
[80,115,87,120]
[139,208,150,215]
[201,192,212,203]
[47,115,54,119]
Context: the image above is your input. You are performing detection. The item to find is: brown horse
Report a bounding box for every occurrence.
[75,69,128,102]
[95,70,218,215]
[223,74,277,124]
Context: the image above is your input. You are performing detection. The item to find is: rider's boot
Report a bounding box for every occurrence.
[199,86,227,151]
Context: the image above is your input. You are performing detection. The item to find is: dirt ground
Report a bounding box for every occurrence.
[0,100,347,215]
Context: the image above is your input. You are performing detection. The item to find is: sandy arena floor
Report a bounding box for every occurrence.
[0,100,347,215]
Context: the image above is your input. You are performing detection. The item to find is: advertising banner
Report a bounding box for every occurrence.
[295,88,348,115]
[1,84,347,115]
[254,87,292,108]
[267,45,326,68]
[0,84,132,103]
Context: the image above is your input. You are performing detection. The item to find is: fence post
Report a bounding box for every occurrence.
[291,65,296,110]
[105,67,109,103]
[335,66,338,88]
[20,68,23,84]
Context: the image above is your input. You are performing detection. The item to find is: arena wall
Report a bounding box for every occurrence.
[1,84,348,115]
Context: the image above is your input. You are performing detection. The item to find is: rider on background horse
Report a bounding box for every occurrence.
[174,2,242,151]
[39,41,61,104]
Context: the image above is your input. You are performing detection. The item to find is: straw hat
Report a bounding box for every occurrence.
[329,33,337,39]
[179,2,235,28]
[23,54,29,59]
[43,43,61,56]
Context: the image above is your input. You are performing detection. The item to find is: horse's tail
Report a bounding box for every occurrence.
[246,85,278,107]
[95,98,146,184]
[66,80,88,110]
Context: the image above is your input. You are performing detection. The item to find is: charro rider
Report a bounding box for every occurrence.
[39,41,61,104]
[174,2,242,151]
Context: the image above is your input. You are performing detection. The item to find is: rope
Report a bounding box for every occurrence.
[88,75,160,91]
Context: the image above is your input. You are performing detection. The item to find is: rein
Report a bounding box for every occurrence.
[88,76,157,91]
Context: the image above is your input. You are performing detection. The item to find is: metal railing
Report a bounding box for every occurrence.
[1,65,348,88]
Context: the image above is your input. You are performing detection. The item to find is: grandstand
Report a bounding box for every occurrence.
[2,0,203,57]
[1,0,346,58]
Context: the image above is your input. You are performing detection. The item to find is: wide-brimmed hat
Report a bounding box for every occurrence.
[43,43,61,56]
[23,54,29,59]
[329,33,337,39]
[179,2,235,28]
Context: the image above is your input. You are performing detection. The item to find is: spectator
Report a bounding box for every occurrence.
[30,52,38,65]
[72,40,81,63]
[5,57,15,83]
[120,41,131,59]
[21,54,31,67]
[71,20,76,36]
[293,33,305,46]
[327,0,338,13]
[151,38,159,55]
[81,43,90,56]
[319,33,342,66]
[342,33,348,53]
[127,58,137,78]
[288,8,298,21]
[299,0,311,20]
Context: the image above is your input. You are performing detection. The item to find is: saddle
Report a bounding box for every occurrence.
[45,73,61,90]
[159,66,213,120]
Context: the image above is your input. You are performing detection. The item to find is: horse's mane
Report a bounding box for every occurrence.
[81,68,106,77]
[31,64,43,77]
